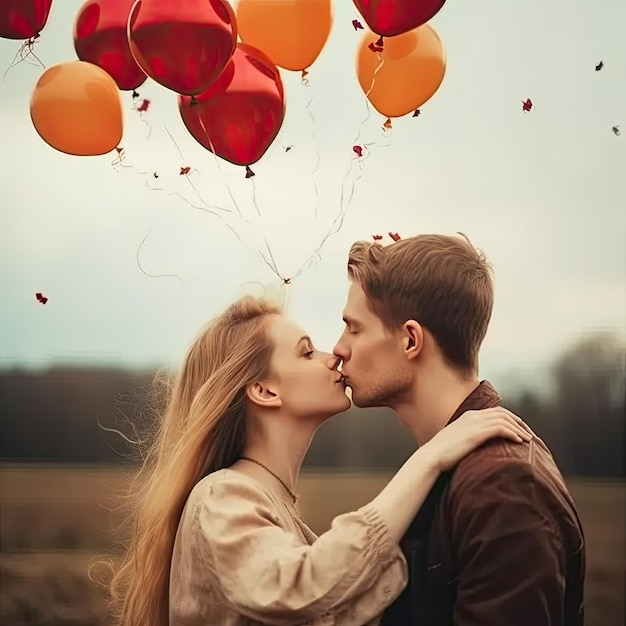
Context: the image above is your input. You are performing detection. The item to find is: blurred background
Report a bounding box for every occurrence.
[1,336,625,625]
[1,0,625,624]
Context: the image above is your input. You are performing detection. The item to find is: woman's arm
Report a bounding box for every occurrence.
[194,473,407,626]
[195,407,530,625]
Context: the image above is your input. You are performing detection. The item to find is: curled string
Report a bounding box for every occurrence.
[304,85,322,219]
[112,138,241,284]
[287,54,386,283]
[134,196,245,284]
[194,113,283,280]
[136,230,184,284]
[3,36,45,82]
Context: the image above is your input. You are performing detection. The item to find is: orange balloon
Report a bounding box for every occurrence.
[236,0,332,72]
[356,24,446,118]
[30,61,123,156]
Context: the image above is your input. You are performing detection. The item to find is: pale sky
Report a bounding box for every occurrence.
[1,0,624,394]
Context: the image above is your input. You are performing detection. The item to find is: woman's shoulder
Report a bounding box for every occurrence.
[187,468,277,511]
[180,469,290,543]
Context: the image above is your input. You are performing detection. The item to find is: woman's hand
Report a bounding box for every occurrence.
[421,407,534,473]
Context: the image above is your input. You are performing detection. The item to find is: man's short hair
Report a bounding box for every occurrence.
[347,233,494,372]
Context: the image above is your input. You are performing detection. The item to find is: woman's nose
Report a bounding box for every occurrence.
[324,354,342,371]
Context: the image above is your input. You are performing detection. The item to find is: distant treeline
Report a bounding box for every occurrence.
[1,332,624,476]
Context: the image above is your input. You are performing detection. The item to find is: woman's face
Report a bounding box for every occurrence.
[266,315,351,422]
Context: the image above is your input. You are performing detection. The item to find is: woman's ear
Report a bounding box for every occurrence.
[245,381,283,408]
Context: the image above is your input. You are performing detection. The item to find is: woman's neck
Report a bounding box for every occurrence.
[237,421,317,497]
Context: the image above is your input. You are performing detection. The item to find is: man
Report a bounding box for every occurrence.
[333,233,585,625]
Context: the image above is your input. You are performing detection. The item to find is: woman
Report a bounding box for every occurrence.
[107,295,531,626]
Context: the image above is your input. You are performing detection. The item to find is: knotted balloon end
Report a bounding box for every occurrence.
[368,37,384,53]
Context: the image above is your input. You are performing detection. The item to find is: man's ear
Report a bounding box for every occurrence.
[245,381,283,408]
[403,320,424,360]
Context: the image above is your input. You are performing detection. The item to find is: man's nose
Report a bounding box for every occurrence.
[333,340,347,362]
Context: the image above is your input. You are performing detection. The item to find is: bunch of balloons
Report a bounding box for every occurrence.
[19,0,334,169]
[11,0,446,163]
[353,0,447,122]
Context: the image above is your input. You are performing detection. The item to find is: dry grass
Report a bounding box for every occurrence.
[1,466,624,626]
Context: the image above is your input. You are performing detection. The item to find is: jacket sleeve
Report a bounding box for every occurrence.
[193,473,408,626]
[450,460,567,626]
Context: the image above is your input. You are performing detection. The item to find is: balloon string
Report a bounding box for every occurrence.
[135,109,153,141]
[304,86,322,220]
[250,177,261,217]
[2,36,45,83]
[162,125,232,217]
[112,142,233,219]
[337,52,384,213]
[287,54,387,282]
[194,114,284,281]
[364,53,385,99]
[333,51,386,214]
[249,178,283,278]
[195,115,249,225]
[274,55,386,284]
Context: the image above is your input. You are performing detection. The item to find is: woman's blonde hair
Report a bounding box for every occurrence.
[105,294,282,626]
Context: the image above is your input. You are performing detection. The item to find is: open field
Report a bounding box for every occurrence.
[1,466,624,625]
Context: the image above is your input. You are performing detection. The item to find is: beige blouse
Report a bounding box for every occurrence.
[169,469,408,626]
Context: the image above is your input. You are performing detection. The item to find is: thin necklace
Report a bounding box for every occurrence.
[240,456,297,504]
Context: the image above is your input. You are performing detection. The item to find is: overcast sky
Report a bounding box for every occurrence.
[1,0,624,394]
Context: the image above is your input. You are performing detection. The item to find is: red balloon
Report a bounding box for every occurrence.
[352,0,446,38]
[128,0,237,96]
[179,43,285,167]
[73,0,147,91]
[0,0,53,40]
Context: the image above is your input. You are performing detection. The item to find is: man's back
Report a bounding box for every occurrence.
[381,382,585,625]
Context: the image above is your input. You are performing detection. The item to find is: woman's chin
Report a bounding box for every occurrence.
[316,396,352,423]
[334,393,353,414]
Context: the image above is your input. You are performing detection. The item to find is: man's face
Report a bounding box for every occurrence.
[333,281,413,408]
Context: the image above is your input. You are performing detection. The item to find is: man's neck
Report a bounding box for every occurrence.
[393,369,481,446]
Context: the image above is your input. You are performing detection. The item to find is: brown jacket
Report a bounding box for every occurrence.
[381,381,586,626]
